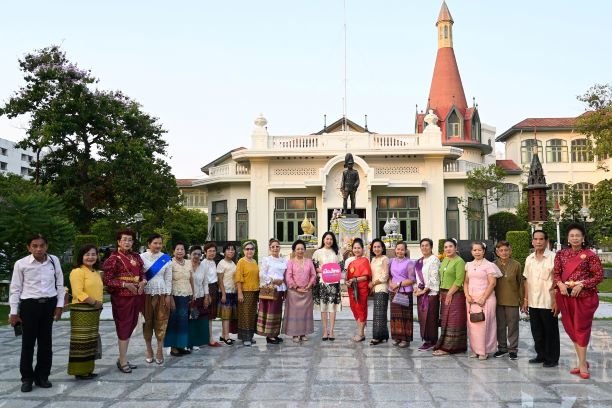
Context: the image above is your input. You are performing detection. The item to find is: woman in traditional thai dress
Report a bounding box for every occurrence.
[554,223,604,379]
[464,242,502,360]
[141,233,173,364]
[388,241,416,348]
[369,238,389,345]
[188,245,210,350]
[283,239,316,343]
[235,241,260,347]
[103,229,146,373]
[345,238,371,342]
[68,245,104,379]
[414,238,440,351]
[217,243,238,344]
[203,243,222,347]
[257,238,287,344]
[312,232,343,341]
[164,242,193,356]
[432,238,467,356]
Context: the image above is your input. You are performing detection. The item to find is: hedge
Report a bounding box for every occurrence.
[438,239,446,255]
[506,230,530,270]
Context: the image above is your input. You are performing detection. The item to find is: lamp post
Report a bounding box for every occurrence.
[133,212,144,251]
[553,199,561,251]
[579,206,590,231]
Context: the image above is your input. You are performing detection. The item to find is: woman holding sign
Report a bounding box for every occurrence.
[257,239,287,344]
[554,224,603,379]
[345,238,371,342]
[312,232,343,341]
[283,239,317,342]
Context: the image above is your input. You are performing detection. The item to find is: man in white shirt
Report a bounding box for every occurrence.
[9,235,64,392]
[522,230,560,368]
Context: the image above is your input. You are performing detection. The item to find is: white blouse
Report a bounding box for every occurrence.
[141,251,173,295]
[417,255,441,295]
[259,255,288,291]
[191,262,209,299]
[204,259,218,284]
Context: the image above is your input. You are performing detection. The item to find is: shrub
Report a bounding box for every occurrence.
[488,211,528,242]
[506,230,531,270]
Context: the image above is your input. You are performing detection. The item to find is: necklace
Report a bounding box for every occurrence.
[118,251,138,267]
[175,258,185,266]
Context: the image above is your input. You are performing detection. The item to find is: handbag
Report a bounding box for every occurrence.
[469,303,485,323]
[392,291,412,307]
[95,334,102,360]
[259,285,277,300]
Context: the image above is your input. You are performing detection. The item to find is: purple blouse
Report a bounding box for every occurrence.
[388,257,416,293]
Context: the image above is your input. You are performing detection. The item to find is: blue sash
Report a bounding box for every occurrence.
[145,253,172,281]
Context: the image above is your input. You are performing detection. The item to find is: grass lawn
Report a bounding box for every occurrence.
[0,304,9,326]
[600,296,612,303]
[598,278,612,293]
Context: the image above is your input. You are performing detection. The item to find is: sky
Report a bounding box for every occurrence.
[0,1,610,178]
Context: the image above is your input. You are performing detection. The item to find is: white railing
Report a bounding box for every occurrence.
[209,162,250,177]
[271,136,319,149]
[443,160,483,173]
[370,134,419,148]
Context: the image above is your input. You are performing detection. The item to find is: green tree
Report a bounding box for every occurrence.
[0,191,75,273]
[463,164,508,239]
[576,83,612,170]
[488,211,528,242]
[0,45,180,232]
[154,207,208,249]
[561,184,583,222]
[589,179,612,248]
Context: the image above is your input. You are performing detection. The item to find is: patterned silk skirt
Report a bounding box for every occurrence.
[188,297,210,347]
[417,294,439,344]
[283,289,314,336]
[218,292,238,334]
[257,292,285,337]
[434,290,467,354]
[372,292,389,341]
[390,292,413,342]
[238,291,259,341]
[111,294,144,341]
[143,294,170,343]
[68,303,101,376]
[206,282,219,319]
[164,295,190,349]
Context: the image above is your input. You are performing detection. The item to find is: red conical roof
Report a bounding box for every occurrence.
[427,47,468,122]
[437,1,453,24]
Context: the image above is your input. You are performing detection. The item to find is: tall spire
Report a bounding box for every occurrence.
[436,1,454,49]
[525,149,550,222]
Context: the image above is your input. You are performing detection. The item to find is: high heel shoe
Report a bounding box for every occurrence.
[352,335,366,342]
[570,362,589,375]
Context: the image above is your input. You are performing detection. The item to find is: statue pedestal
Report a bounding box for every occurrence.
[331,217,369,252]
[343,213,360,219]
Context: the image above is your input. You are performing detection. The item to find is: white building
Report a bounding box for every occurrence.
[193,2,508,253]
[0,137,36,179]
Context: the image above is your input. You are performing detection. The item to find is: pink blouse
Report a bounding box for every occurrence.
[285,258,316,289]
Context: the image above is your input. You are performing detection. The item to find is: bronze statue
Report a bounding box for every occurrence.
[341,153,359,215]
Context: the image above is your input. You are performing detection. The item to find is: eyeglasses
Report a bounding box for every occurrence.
[120,238,133,242]
[270,245,280,249]
[244,248,255,251]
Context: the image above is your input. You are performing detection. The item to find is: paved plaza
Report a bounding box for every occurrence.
[1,314,611,407]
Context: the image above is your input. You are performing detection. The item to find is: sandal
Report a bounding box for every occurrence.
[370,339,382,346]
[145,357,154,364]
[352,335,366,342]
[398,341,409,348]
[220,337,235,345]
[170,349,182,357]
[432,350,449,356]
[293,336,301,343]
[116,360,132,373]
[301,335,308,342]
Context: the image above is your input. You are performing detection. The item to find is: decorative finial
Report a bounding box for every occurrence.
[254,113,267,127]
[364,114,368,132]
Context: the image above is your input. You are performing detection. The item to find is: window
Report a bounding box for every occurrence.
[274,197,317,244]
[471,117,481,142]
[0,161,7,170]
[548,183,566,204]
[575,182,594,206]
[545,139,568,163]
[468,198,485,241]
[571,139,593,163]
[520,139,543,163]
[236,199,248,241]
[21,167,33,176]
[21,154,32,162]
[377,196,420,242]
[446,197,460,239]
[444,25,448,39]
[211,200,228,241]
[497,183,520,208]
[0,148,7,156]
[446,110,461,138]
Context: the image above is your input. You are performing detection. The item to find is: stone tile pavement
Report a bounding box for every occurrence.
[1,316,611,407]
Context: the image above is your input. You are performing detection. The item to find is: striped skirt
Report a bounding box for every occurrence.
[390,292,413,342]
[434,290,467,354]
[68,303,101,376]
[257,292,285,337]
[372,292,389,341]
[206,282,219,319]
[238,291,259,341]
[417,294,439,344]
[282,289,314,336]
[164,295,190,349]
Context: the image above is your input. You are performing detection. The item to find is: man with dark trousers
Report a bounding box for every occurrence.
[522,230,560,367]
[9,234,64,392]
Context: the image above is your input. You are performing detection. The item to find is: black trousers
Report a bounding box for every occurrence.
[19,297,57,382]
[529,307,560,364]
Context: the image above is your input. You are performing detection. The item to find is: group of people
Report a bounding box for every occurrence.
[8,222,604,393]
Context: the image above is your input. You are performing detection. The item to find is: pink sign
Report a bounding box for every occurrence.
[321,262,342,284]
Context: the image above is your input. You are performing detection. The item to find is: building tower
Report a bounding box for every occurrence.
[525,146,549,224]
[416,1,489,153]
